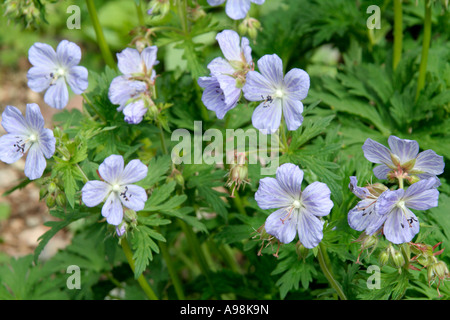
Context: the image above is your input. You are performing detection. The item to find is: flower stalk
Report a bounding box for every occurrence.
[415,1,432,101]
[393,0,403,71]
[317,243,347,300]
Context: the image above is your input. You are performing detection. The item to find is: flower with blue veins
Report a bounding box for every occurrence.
[81,155,148,226]
[198,29,253,119]
[243,54,310,134]
[27,40,88,109]
[0,104,55,180]
[372,177,440,244]
[255,163,333,249]
[362,135,444,185]
[108,46,158,124]
[207,0,265,20]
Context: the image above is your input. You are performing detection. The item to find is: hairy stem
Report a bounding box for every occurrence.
[415,1,432,101]
[393,0,403,71]
[121,238,159,300]
[317,243,347,300]
[159,240,186,299]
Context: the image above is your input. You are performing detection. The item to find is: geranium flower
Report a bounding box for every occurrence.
[81,155,148,226]
[27,40,88,109]
[243,54,310,133]
[207,0,265,20]
[255,163,333,248]
[0,104,55,180]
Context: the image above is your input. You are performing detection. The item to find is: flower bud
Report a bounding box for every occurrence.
[56,193,66,207]
[46,195,56,208]
[116,222,128,237]
[295,242,309,260]
[392,250,405,268]
[379,250,390,266]
[47,182,57,194]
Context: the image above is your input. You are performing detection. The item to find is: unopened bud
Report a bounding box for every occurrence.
[47,182,57,194]
[295,242,309,260]
[379,250,390,266]
[56,193,66,207]
[116,222,128,237]
[392,250,405,268]
[46,195,56,208]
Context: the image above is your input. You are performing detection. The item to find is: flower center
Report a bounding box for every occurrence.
[29,134,38,143]
[274,89,284,99]
[112,184,121,192]
[292,200,301,208]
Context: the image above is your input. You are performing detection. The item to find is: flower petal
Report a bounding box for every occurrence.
[118,184,148,211]
[120,159,148,185]
[28,42,57,68]
[27,66,53,93]
[123,99,147,124]
[404,177,439,210]
[373,164,391,180]
[414,149,445,176]
[25,103,44,132]
[44,78,69,109]
[0,134,26,164]
[282,98,304,131]
[283,68,310,101]
[108,76,147,110]
[348,199,377,232]
[257,54,284,87]
[297,210,324,249]
[348,176,370,199]
[387,135,419,163]
[240,36,252,66]
[383,207,419,244]
[375,189,404,216]
[38,128,56,159]
[117,48,142,75]
[255,177,294,209]
[225,0,250,20]
[242,70,275,101]
[264,207,298,244]
[207,0,226,5]
[141,46,158,71]
[250,0,265,4]
[81,180,111,207]
[362,138,392,165]
[1,106,29,135]
[275,163,303,198]
[251,99,282,134]
[56,40,82,68]
[301,182,334,217]
[215,73,241,106]
[66,66,88,94]
[216,30,241,61]
[102,192,123,226]
[99,155,124,184]
[24,143,46,180]
[207,57,235,77]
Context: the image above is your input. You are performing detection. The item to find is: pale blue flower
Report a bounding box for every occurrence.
[243,54,310,134]
[0,104,55,180]
[27,40,88,109]
[207,0,265,20]
[362,135,444,185]
[255,163,333,248]
[81,155,148,226]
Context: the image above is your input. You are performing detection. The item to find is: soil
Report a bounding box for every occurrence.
[0,57,83,261]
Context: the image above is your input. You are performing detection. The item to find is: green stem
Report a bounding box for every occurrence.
[86,0,116,68]
[415,1,432,102]
[121,238,159,300]
[158,122,168,155]
[317,243,347,300]
[75,163,89,183]
[393,0,403,71]
[82,93,107,123]
[135,0,145,26]
[159,240,186,300]
[177,0,189,34]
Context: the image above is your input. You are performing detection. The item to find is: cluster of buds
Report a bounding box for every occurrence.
[40,178,66,208]
[352,232,379,264]
[225,152,249,197]
[147,0,171,20]
[379,244,405,269]
[251,224,280,257]
[2,0,51,29]
[238,16,262,40]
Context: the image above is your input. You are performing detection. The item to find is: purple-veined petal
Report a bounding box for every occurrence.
[200,78,229,116]
[283,68,310,101]
[120,159,148,185]
[27,66,53,93]
[118,184,148,211]
[215,73,241,106]
[38,128,56,159]
[348,198,377,232]
[123,99,147,124]
[414,149,445,175]
[28,42,57,68]
[141,46,158,72]
[251,99,282,134]
[301,181,334,217]
[1,106,29,135]
[297,210,324,249]
[275,163,303,198]
[383,206,419,244]
[44,77,69,109]
[225,0,251,20]
[207,0,226,5]
[102,192,123,226]
[250,0,265,4]
[56,40,81,68]
[403,177,439,210]
[81,180,111,207]
[364,208,388,235]
[117,48,142,75]
[373,164,391,180]
[198,76,217,88]
[242,70,275,101]
[99,155,124,184]
[348,176,370,199]
[25,103,44,132]
[255,177,294,209]
[241,37,253,66]
[24,143,46,180]
[375,189,404,216]
[265,207,298,244]
[388,136,419,164]
[257,54,284,87]
[108,76,147,110]
[216,30,242,61]
[0,134,26,164]
[282,98,304,131]
[207,57,235,77]
[362,138,393,165]
[66,66,88,94]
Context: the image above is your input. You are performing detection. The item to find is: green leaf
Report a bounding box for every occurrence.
[130,225,165,278]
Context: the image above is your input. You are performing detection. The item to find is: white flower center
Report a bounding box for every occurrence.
[292,200,301,208]
[112,184,121,192]
[56,67,66,77]
[274,89,284,99]
[29,134,38,143]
